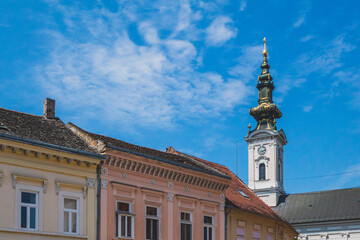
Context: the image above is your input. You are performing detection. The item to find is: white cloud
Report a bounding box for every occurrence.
[293,14,306,28]
[300,35,314,42]
[296,35,355,75]
[275,77,307,103]
[239,0,247,11]
[330,163,360,189]
[303,105,313,112]
[36,2,250,128]
[206,16,237,46]
[229,45,263,81]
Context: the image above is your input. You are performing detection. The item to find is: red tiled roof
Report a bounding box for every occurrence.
[166,147,284,221]
[68,123,229,179]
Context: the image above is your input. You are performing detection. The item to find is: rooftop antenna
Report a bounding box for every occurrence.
[236,138,238,176]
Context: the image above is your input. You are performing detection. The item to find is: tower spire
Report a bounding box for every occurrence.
[249,38,282,131]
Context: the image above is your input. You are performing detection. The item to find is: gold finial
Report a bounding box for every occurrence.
[263,37,268,57]
[248,123,251,130]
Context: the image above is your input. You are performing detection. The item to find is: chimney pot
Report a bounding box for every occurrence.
[43,98,56,119]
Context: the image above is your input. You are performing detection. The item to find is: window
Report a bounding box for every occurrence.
[237,220,246,240]
[237,227,245,240]
[180,212,192,240]
[253,231,260,240]
[63,198,79,234]
[259,163,266,180]
[16,184,43,231]
[146,206,159,240]
[203,216,213,240]
[236,189,248,198]
[59,191,83,235]
[116,202,134,238]
[267,234,273,240]
[20,191,38,230]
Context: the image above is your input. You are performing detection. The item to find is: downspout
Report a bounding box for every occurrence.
[96,161,103,240]
[224,204,233,240]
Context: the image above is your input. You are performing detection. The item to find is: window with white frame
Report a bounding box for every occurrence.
[203,216,213,240]
[16,184,43,231]
[146,206,159,240]
[59,191,83,235]
[20,191,38,230]
[116,202,134,238]
[63,198,79,234]
[180,212,192,240]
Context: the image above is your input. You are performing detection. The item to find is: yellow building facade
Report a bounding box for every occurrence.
[0,99,104,240]
[227,210,297,240]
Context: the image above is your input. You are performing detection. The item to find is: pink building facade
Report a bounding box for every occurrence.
[69,124,231,240]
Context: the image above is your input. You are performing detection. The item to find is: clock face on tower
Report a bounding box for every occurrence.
[258,145,266,155]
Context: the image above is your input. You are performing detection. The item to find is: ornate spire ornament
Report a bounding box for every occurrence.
[249,38,282,131]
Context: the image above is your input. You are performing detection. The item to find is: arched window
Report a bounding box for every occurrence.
[259,163,266,180]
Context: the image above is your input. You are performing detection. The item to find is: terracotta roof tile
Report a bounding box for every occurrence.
[68,124,229,179]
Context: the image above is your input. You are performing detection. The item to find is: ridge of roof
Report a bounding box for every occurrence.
[67,123,230,179]
[0,107,47,119]
[285,186,360,196]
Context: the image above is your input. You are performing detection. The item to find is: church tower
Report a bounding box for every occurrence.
[245,38,287,207]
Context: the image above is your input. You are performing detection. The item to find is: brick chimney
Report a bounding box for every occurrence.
[43,98,56,119]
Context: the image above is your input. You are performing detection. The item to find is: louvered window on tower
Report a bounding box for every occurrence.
[259,164,266,180]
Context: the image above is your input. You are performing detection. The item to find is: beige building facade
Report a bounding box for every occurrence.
[0,99,104,240]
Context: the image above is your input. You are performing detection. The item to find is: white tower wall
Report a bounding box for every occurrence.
[245,130,286,207]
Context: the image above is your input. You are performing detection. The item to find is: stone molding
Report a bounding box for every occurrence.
[105,155,228,192]
[86,177,96,188]
[11,174,48,192]
[101,179,108,189]
[101,167,108,175]
[168,193,174,201]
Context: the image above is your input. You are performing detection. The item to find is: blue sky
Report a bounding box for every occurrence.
[1,0,359,194]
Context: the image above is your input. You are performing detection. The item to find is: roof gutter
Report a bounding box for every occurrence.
[106,144,231,180]
[0,133,106,160]
[96,160,102,240]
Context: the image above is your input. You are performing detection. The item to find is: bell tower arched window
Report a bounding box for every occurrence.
[259,163,266,180]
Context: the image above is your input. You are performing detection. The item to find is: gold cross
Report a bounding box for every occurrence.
[263,37,267,50]
[263,37,268,56]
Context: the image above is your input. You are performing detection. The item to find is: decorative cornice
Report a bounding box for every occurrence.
[0,143,97,168]
[0,132,105,160]
[105,155,228,192]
